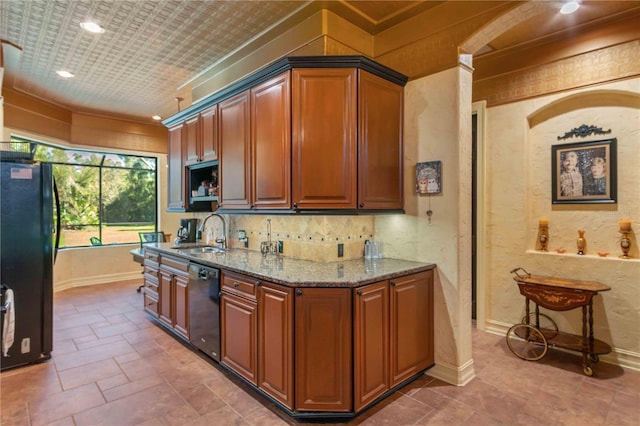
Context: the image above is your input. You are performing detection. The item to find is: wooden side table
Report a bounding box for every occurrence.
[506,268,611,376]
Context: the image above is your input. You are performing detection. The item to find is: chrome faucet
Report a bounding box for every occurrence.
[198,213,227,249]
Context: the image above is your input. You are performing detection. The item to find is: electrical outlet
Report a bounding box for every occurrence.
[338,243,344,257]
[21,338,30,354]
[278,240,284,253]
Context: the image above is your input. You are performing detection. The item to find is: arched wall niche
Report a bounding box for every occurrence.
[527,90,640,129]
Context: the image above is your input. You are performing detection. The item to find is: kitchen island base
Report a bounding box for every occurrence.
[137,245,435,419]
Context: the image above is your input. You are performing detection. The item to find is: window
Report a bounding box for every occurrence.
[12,137,158,248]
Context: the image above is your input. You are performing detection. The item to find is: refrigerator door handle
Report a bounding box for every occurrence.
[0,284,9,313]
[53,178,61,263]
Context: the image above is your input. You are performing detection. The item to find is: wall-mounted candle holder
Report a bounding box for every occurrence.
[619,220,632,259]
[537,219,549,251]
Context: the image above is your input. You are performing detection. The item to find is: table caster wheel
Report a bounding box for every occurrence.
[583,366,593,376]
[506,324,548,361]
[590,354,599,363]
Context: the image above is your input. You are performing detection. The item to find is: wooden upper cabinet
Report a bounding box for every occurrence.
[292,68,358,209]
[219,91,251,209]
[389,270,434,386]
[164,57,406,212]
[358,70,404,210]
[184,116,200,166]
[167,123,186,211]
[251,72,291,209]
[199,105,219,163]
[185,105,218,166]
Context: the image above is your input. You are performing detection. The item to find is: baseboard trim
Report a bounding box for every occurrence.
[54,272,141,292]
[425,358,476,386]
[484,319,640,372]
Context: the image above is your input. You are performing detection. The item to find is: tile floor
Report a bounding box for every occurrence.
[1,280,638,426]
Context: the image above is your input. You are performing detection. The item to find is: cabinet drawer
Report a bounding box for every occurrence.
[143,265,159,278]
[144,275,158,291]
[143,293,159,317]
[222,271,259,300]
[160,255,190,273]
[144,250,160,262]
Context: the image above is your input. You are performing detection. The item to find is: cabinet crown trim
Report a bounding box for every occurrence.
[162,56,408,127]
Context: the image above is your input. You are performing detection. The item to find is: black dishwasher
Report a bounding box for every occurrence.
[188,263,220,361]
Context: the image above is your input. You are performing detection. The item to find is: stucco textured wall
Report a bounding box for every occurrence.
[484,79,640,367]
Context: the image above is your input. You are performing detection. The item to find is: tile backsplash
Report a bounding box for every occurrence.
[200,214,374,262]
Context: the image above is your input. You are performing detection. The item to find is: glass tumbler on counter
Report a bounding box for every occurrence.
[365,240,383,259]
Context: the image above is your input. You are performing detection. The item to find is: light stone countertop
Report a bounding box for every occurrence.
[134,242,435,288]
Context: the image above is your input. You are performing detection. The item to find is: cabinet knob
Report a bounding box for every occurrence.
[357,290,363,296]
[390,281,396,287]
[359,203,364,208]
[233,281,239,288]
[255,280,261,286]
[250,204,255,209]
[292,202,298,209]
[296,289,303,296]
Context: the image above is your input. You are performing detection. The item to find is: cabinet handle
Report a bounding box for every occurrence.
[359,203,364,208]
[357,290,363,296]
[233,281,239,288]
[296,289,303,296]
[255,280,261,286]
[390,281,396,287]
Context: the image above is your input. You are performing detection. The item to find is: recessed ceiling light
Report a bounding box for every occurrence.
[56,70,75,78]
[80,21,105,33]
[560,1,580,14]
[152,115,162,121]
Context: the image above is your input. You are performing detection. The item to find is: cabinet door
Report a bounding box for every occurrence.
[295,287,352,412]
[258,282,294,409]
[167,124,186,211]
[353,281,389,412]
[358,70,404,210]
[219,91,251,209]
[200,105,218,162]
[389,270,434,386]
[158,269,173,328]
[251,71,291,209]
[173,272,189,339]
[292,69,357,209]
[184,116,200,166]
[221,292,257,384]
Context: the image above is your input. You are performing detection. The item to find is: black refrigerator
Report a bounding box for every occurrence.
[0,160,56,370]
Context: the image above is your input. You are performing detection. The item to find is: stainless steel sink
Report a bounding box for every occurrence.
[183,246,225,254]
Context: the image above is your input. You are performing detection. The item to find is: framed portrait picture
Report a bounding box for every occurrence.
[551,138,617,204]
[416,161,442,194]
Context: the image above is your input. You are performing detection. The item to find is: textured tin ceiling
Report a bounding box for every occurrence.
[1,1,638,124]
[1,0,309,122]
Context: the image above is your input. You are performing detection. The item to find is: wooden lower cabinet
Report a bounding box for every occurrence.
[142,251,160,318]
[221,274,293,403]
[294,287,352,412]
[354,270,434,411]
[158,255,190,340]
[219,269,433,416]
[258,283,294,409]
[390,270,434,386]
[353,281,389,412]
[221,291,258,384]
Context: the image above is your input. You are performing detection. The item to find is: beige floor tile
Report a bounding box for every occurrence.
[2,281,638,426]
